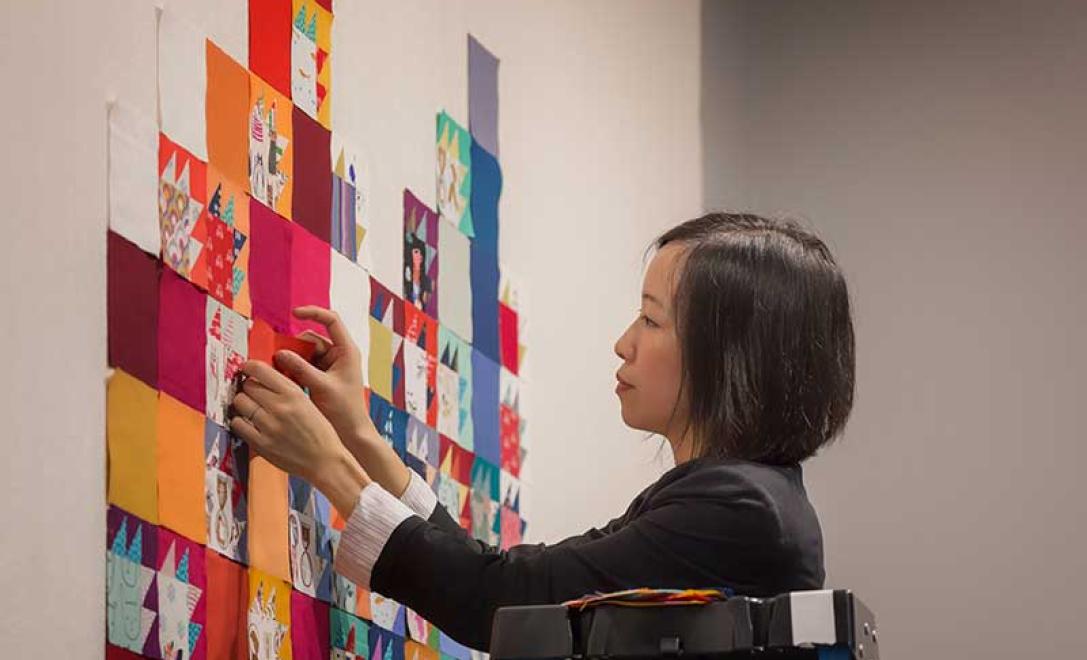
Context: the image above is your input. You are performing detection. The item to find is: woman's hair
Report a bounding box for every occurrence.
[655,212,855,465]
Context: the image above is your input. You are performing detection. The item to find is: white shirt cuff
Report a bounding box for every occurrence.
[399,469,438,519]
[333,483,415,589]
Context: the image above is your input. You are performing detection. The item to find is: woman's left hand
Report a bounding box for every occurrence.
[229,359,369,502]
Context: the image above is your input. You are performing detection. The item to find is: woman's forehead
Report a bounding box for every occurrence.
[643,244,686,304]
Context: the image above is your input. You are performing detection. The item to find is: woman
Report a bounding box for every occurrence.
[229,213,856,651]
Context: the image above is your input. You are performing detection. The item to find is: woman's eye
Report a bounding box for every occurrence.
[642,314,657,328]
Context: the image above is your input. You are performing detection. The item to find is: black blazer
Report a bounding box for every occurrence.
[371,457,825,650]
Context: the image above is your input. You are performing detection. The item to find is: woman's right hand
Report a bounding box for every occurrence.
[275,306,412,497]
[276,306,375,442]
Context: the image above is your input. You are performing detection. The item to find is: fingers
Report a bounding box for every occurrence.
[273,349,325,389]
[297,330,333,362]
[229,415,263,449]
[293,306,355,352]
[241,360,297,394]
[233,389,263,421]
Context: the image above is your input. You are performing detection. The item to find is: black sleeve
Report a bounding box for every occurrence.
[369,468,781,651]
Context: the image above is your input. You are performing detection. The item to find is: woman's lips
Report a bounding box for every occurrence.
[615,376,633,394]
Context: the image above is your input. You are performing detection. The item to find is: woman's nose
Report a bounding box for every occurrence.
[614,323,633,361]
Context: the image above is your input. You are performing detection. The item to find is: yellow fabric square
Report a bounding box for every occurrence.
[157,393,207,544]
[368,317,393,400]
[107,370,159,523]
[248,567,293,660]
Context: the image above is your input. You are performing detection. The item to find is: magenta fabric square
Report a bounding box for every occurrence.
[290,224,331,336]
[158,269,206,411]
[250,198,294,333]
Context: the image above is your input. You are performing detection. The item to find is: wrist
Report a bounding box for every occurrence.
[314,449,371,519]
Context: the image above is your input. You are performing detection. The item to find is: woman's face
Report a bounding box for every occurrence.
[613,243,688,438]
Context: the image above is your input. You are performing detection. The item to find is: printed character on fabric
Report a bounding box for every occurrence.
[204,420,250,562]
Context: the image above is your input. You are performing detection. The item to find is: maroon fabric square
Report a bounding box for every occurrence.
[291,105,332,243]
[108,231,160,387]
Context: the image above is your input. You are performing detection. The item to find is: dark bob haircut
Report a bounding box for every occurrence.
[655,213,855,465]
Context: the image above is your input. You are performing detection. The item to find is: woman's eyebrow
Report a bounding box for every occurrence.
[641,292,665,309]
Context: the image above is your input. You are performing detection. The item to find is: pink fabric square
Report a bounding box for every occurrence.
[250,199,293,332]
[290,590,330,660]
[158,269,206,411]
[289,224,331,336]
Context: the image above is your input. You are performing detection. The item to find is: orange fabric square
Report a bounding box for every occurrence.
[206,41,250,192]
[157,392,207,543]
[248,455,291,580]
[205,549,249,660]
[248,73,294,219]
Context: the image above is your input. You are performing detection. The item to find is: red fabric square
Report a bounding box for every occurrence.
[249,0,292,98]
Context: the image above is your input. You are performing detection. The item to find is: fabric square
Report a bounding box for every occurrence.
[107,370,159,524]
[500,506,523,551]
[438,327,473,450]
[249,457,291,582]
[159,270,207,412]
[290,0,332,126]
[438,631,471,660]
[470,458,500,545]
[250,199,293,332]
[467,36,499,157]
[205,420,250,563]
[499,400,521,478]
[498,302,518,375]
[159,8,208,160]
[369,626,405,660]
[288,476,329,598]
[206,41,250,191]
[499,269,528,376]
[292,106,332,241]
[331,141,370,267]
[436,111,472,238]
[406,417,439,469]
[106,643,145,660]
[499,469,521,513]
[249,0,292,98]
[330,250,371,386]
[403,190,439,318]
[469,241,500,362]
[157,393,207,544]
[108,231,160,388]
[159,133,210,288]
[290,591,330,660]
[370,277,405,334]
[470,349,501,465]
[249,72,294,218]
[206,298,249,424]
[249,317,318,366]
[290,222,331,335]
[370,393,408,460]
[437,226,471,342]
[370,592,406,636]
[405,638,440,660]
[438,435,474,487]
[107,506,160,656]
[403,303,437,425]
[331,607,369,657]
[108,101,161,255]
[248,568,293,660]
[206,168,252,316]
[469,140,501,254]
[156,528,208,660]
[204,549,249,660]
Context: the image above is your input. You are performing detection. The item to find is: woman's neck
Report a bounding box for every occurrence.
[667,428,697,465]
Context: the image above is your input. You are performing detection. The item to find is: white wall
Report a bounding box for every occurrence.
[703,1,1087,657]
[0,0,702,655]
